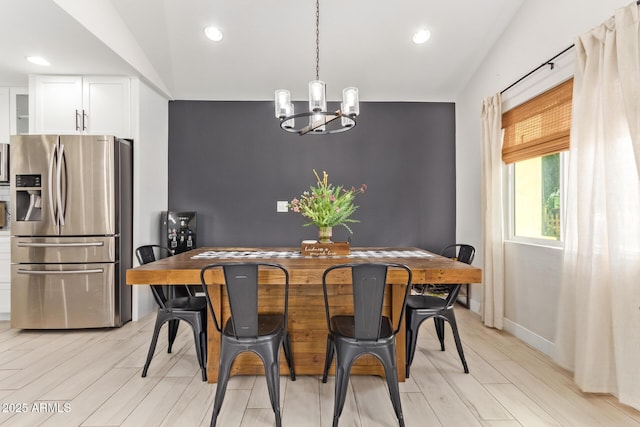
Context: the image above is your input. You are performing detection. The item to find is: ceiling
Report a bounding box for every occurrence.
[0,0,525,102]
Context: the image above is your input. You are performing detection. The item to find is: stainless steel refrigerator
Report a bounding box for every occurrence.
[10,135,132,329]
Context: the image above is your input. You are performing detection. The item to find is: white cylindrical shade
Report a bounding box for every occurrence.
[342,87,359,116]
[275,89,291,118]
[283,103,295,129]
[341,104,354,127]
[311,113,325,133]
[308,80,326,112]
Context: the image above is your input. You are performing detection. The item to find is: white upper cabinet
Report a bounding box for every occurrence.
[30,75,82,134]
[82,76,131,137]
[30,75,131,138]
[10,88,29,136]
[0,87,28,144]
[0,88,9,144]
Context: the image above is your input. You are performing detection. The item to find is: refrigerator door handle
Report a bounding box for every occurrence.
[48,140,58,234]
[16,241,104,248]
[57,142,66,226]
[17,268,104,275]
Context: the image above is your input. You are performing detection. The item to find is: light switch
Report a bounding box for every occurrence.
[276,201,289,212]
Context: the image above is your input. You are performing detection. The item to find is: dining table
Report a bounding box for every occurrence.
[126,246,482,383]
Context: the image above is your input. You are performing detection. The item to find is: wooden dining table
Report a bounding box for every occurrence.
[126,246,482,383]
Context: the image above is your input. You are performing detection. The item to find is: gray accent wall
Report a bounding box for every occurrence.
[168,101,455,251]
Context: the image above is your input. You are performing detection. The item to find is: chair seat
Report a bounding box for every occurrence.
[407,295,448,311]
[223,314,285,338]
[164,296,207,311]
[330,315,393,341]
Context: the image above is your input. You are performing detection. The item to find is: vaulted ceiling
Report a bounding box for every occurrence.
[0,0,524,101]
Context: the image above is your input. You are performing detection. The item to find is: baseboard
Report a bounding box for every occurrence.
[469,298,481,314]
[467,300,555,357]
[503,317,555,357]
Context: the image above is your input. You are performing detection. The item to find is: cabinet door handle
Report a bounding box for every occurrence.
[82,109,87,131]
[75,110,80,131]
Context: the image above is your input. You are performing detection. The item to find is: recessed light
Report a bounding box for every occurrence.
[412,29,431,44]
[26,56,50,66]
[204,26,223,42]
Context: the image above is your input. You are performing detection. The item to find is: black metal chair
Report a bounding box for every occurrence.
[200,262,296,427]
[405,244,475,378]
[135,245,207,381]
[321,263,412,427]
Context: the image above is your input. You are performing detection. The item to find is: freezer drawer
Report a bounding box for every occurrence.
[11,236,116,264]
[11,263,116,329]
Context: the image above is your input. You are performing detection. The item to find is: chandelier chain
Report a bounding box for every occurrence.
[273,0,358,135]
[315,0,320,81]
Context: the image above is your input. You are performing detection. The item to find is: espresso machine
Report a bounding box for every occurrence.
[160,211,196,254]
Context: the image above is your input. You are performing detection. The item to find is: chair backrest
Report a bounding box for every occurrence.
[322,263,412,340]
[136,244,173,265]
[440,244,475,265]
[135,245,175,308]
[200,262,289,338]
[438,244,475,304]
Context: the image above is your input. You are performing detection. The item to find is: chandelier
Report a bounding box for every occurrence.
[274,0,359,135]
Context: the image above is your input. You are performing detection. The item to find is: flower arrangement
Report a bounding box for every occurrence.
[289,170,366,236]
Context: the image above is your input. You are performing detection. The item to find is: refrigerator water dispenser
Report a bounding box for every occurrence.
[15,174,42,221]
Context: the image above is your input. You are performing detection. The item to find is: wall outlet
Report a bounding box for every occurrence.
[276,201,288,212]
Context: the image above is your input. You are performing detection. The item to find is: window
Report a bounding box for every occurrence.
[513,153,562,240]
[503,79,572,243]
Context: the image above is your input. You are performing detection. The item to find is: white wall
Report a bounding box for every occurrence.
[131,78,169,320]
[51,0,171,99]
[455,0,630,353]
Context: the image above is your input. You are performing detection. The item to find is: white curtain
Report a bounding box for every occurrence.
[480,93,505,329]
[554,2,640,410]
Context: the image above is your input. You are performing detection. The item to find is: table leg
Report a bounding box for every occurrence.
[392,283,406,382]
[206,284,222,383]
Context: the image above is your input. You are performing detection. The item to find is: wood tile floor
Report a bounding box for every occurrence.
[0,308,638,426]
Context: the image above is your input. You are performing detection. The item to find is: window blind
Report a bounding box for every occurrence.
[501,78,573,164]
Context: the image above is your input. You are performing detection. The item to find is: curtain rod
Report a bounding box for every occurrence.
[501,0,640,94]
[500,44,575,94]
